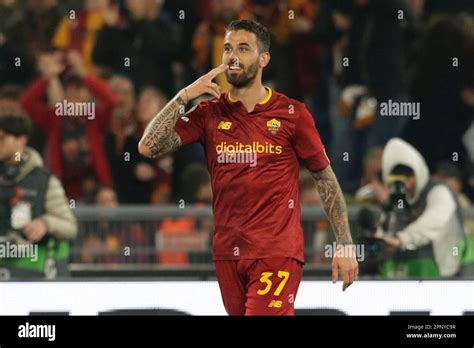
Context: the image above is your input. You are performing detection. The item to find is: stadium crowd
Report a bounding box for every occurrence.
[0,0,473,269]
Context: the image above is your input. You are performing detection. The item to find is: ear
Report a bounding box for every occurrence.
[260,51,271,68]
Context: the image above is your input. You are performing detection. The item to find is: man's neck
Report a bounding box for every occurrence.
[229,81,269,113]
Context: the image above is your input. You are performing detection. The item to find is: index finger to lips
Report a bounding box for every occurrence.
[206,64,228,79]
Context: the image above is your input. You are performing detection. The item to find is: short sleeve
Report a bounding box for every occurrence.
[174,100,209,145]
[294,104,330,172]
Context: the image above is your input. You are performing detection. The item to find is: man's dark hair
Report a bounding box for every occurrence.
[226,19,271,52]
[390,164,415,177]
[434,160,462,180]
[0,109,32,137]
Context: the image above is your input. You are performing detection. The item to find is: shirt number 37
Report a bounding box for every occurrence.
[257,271,290,296]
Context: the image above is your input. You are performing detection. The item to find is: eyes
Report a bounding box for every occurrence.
[224,46,249,53]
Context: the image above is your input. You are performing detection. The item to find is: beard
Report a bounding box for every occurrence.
[225,59,260,88]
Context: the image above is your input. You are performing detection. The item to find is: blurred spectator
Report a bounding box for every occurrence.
[379,138,465,278]
[0,84,22,110]
[179,163,213,205]
[105,75,140,203]
[95,185,119,206]
[355,146,388,204]
[136,87,174,204]
[107,75,136,136]
[402,15,474,192]
[81,186,148,263]
[0,109,77,279]
[20,50,117,200]
[432,160,474,276]
[0,84,46,152]
[92,0,181,97]
[52,0,109,74]
[80,186,115,263]
[332,0,418,192]
[0,0,23,66]
[162,0,202,91]
[360,0,412,108]
[0,0,62,86]
[424,0,474,16]
[0,0,22,34]
[287,0,322,100]
[156,163,212,265]
[432,161,471,207]
[106,84,172,203]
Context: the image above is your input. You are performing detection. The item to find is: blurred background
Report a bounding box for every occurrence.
[0,0,473,281]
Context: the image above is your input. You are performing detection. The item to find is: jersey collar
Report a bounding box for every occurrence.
[226,87,274,114]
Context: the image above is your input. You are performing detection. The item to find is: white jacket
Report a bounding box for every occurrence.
[382,138,461,276]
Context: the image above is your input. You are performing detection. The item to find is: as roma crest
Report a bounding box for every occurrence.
[266,118,281,135]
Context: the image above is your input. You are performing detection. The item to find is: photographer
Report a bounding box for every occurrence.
[0,109,77,280]
[376,138,466,278]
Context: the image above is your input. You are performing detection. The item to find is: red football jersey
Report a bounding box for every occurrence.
[174,87,329,262]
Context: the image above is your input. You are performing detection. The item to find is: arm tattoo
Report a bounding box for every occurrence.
[140,95,185,157]
[311,165,353,245]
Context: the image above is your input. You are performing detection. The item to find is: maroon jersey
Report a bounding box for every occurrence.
[174,88,329,262]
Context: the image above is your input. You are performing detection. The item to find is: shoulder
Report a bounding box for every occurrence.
[46,175,66,193]
[427,184,456,208]
[272,91,309,117]
[23,148,51,179]
[190,95,227,114]
[193,97,218,110]
[181,98,222,126]
[186,98,212,116]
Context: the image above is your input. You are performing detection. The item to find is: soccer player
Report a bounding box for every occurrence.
[139,20,358,315]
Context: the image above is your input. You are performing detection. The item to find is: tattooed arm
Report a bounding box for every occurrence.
[138,64,227,158]
[138,95,185,158]
[311,165,358,291]
[310,165,353,245]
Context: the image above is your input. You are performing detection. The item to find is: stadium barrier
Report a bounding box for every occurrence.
[70,205,474,279]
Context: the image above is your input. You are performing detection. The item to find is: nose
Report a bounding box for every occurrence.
[228,56,240,67]
[226,48,239,62]
[226,51,235,62]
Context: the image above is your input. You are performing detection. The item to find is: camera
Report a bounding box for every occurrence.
[382,174,413,233]
[355,175,413,268]
[356,205,385,263]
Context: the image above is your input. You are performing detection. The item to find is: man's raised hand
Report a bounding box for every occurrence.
[179,64,228,103]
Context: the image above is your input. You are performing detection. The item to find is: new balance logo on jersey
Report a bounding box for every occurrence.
[268,300,282,308]
[217,121,232,130]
